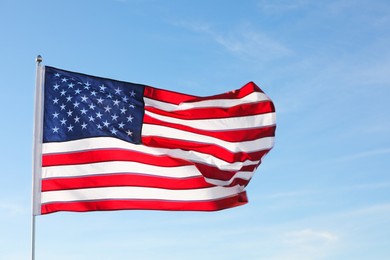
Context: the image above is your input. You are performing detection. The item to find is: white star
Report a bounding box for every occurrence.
[115,88,121,94]
[75,89,81,94]
[66,95,72,102]
[111,128,118,135]
[106,93,112,99]
[67,124,74,131]
[111,114,118,121]
[61,78,68,83]
[96,112,103,119]
[126,130,133,136]
[96,124,103,129]
[90,90,97,96]
[89,103,96,110]
[122,96,129,102]
[52,126,59,133]
[129,104,135,109]
[53,84,60,90]
[60,104,66,110]
[84,82,91,89]
[68,83,75,88]
[73,101,80,108]
[118,122,125,129]
[60,118,67,125]
[130,90,136,97]
[60,90,67,96]
[120,107,127,114]
[81,95,88,102]
[104,105,112,113]
[97,97,104,104]
[55,73,60,77]
[67,110,73,117]
[74,116,80,123]
[126,115,134,122]
[53,98,59,104]
[88,115,95,122]
[99,84,106,92]
[113,99,120,106]
[81,122,88,129]
[52,112,59,118]
[103,120,110,127]
[80,108,88,114]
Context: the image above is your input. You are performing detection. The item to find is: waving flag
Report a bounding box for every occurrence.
[33,66,276,215]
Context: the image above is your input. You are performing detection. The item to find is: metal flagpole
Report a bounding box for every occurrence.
[31,55,44,260]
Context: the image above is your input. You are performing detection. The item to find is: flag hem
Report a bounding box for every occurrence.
[32,65,45,216]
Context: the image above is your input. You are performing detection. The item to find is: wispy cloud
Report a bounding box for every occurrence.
[336,148,390,162]
[285,228,339,254]
[260,190,315,199]
[0,201,26,217]
[285,228,339,244]
[257,0,311,14]
[251,203,390,259]
[178,22,292,62]
[339,203,390,219]
[343,182,390,191]
[267,228,340,260]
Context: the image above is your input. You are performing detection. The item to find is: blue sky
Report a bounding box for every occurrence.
[1,0,390,259]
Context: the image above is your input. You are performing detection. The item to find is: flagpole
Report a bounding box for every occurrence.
[31,55,44,260]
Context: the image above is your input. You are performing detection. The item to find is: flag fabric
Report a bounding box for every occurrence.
[33,66,276,215]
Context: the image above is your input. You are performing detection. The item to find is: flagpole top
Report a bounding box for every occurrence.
[36,55,43,64]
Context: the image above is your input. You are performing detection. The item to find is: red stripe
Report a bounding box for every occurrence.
[42,174,214,192]
[144,113,276,142]
[145,100,275,119]
[144,82,263,105]
[197,82,264,101]
[194,163,256,182]
[142,136,271,163]
[42,149,192,167]
[144,86,196,104]
[40,191,248,214]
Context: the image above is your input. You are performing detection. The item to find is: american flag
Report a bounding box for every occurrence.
[34,66,276,215]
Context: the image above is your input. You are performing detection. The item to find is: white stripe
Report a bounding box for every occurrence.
[144,92,270,111]
[42,138,260,171]
[145,111,276,131]
[43,161,201,179]
[142,124,275,153]
[204,170,254,186]
[41,185,244,204]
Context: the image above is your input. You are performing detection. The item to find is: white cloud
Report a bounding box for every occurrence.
[343,182,390,191]
[179,21,292,62]
[0,201,26,216]
[257,0,311,14]
[212,29,291,60]
[286,228,339,245]
[260,190,315,199]
[269,229,340,260]
[336,148,390,162]
[339,203,390,218]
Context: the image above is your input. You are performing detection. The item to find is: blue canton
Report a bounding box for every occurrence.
[43,66,145,144]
